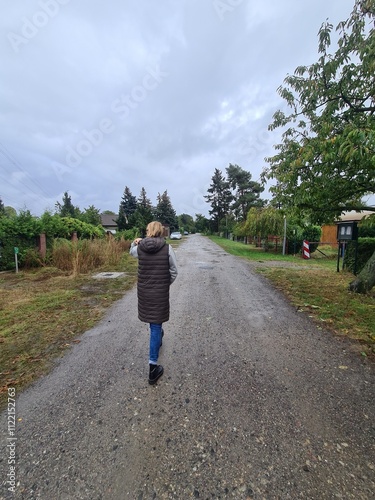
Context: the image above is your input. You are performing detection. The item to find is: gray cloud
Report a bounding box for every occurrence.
[0,0,355,216]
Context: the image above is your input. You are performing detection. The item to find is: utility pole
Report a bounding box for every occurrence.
[282,216,287,255]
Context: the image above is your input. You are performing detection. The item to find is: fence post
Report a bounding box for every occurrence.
[38,233,46,259]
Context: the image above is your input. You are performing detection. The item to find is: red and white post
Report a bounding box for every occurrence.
[302,240,310,259]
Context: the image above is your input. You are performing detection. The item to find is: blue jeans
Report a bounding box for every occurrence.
[149,323,162,365]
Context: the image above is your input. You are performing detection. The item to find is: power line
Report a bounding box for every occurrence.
[0,141,53,204]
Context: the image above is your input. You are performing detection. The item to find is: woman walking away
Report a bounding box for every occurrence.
[130,221,178,385]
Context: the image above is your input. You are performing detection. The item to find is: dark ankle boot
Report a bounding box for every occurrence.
[149,364,164,385]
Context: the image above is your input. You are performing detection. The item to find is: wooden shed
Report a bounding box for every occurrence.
[320,211,373,247]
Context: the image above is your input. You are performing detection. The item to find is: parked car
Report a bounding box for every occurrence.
[170,231,182,240]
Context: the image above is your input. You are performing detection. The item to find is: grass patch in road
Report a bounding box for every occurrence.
[167,235,186,249]
[209,236,374,355]
[0,253,138,408]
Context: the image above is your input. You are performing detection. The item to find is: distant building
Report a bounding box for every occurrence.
[100,215,171,238]
[100,214,118,234]
[321,210,373,247]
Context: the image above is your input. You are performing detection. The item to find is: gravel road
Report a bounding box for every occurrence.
[1,234,374,499]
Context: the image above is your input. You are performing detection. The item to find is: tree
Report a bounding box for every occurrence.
[264,0,375,222]
[178,213,195,233]
[80,205,102,226]
[244,206,284,245]
[0,198,5,216]
[154,191,178,231]
[226,164,264,220]
[55,192,80,218]
[263,0,375,292]
[117,186,137,231]
[4,206,17,218]
[204,168,233,232]
[132,187,154,236]
[195,214,210,233]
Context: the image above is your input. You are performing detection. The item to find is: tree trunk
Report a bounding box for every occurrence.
[348,249,375,293]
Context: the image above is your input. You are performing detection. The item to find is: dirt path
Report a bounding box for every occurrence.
[1,234,374,499]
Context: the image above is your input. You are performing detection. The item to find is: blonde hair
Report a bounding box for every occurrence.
[146,221,164,237]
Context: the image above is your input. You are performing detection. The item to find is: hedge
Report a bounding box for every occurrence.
[343,238,375,274]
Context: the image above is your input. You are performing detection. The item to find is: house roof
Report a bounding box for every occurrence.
[337,210,374,223]
[100,214,118,227]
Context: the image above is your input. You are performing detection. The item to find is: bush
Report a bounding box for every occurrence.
[344,238,375,274]
[358,216,375,238]
[0,211,40,270]
[115,228,138,241]
[0,211,105,270]
[59,217,104,239]
[22,248,44,269]
[286,225,322,255]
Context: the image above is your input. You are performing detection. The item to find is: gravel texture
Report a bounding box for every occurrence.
[1,234,374,499]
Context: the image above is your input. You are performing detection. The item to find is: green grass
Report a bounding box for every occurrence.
[209,235,293,260]
[209,236,375,354]
[209,235,337,266]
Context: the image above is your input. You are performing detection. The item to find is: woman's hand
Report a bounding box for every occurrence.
[133,238,142,245]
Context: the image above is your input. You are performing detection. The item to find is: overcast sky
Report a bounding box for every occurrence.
[1,0,356,218]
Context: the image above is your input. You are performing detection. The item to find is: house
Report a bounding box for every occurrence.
[99,215,171,237]
[320,210,373,247]
[100,214,118,234]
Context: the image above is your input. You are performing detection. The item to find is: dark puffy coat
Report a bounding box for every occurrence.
[136,237,171,323]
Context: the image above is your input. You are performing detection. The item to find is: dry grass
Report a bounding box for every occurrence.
[52,237,130,274]
[0,244,137,408]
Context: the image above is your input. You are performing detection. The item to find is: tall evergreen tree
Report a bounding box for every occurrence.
[55,192,80,218]
[155,190,178,231]
[133,187,154,236]
[204,168,233,232]
[226,164,264,221]
[0,197,5,216]
[117,186,137,230]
